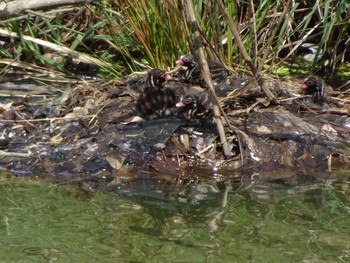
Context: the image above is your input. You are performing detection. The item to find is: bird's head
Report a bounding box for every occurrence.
[176,54,197,69]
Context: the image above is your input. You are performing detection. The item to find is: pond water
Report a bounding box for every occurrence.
[1,171,350,263]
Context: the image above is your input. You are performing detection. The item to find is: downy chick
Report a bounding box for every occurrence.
[176,54,229,86]
[135,69,177,120]
[302,75,343,108]
[176,85,213,122]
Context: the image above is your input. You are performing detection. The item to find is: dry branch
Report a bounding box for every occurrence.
[183,0,232,158]
[0,0,94,19]
[217,0,276,102]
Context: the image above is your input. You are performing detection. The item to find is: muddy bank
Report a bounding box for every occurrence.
[0,72,350,187]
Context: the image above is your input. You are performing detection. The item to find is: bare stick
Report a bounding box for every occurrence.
[183,0,232,158]
[0,0,94,19]
[0,150,32,157]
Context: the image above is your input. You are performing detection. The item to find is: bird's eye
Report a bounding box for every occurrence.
[183,97,192,104]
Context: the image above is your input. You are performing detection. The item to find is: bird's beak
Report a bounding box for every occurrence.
[176,59,184,66]
[301,83,308,89]
[176,101,186,107]
[165,74,172,81]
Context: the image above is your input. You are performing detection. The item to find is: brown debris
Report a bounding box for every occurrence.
[0,72,349,184]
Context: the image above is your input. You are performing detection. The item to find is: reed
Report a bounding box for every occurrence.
[0,0,348,77]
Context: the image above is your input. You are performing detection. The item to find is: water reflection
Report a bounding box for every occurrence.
[107,171,350,262]
[1,171,350,262]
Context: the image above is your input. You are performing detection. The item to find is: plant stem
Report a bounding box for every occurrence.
[217,0,276,102]
[183,0,232,158]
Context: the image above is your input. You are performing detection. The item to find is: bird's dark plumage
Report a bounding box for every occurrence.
[135,69,177,120]
[302,75,325,102]
[176,85,213,122]
[176,54,229,85]
[302,75,343,108]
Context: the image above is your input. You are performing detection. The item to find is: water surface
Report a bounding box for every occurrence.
[1,172,349,263]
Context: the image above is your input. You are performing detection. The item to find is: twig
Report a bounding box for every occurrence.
[0,115,94,123]
[257,0,292,72]
[277,21,322,64]
[278,95,310,102]
[26,9,55,19]
[170,136,193,159]
[197,143,214,155]
[182,0,232,158]
[217,0,276,102]
[0,150,32,157]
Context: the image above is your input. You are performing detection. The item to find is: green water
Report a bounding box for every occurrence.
[1,173,350,263]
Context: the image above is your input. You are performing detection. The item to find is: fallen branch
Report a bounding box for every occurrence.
[0,0,94,19]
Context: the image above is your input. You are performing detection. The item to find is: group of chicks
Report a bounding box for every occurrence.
[134,54,343,123]
[135,54,231,122]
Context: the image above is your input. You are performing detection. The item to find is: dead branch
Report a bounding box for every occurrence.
[217,0,276,102]
[182,0,232,158]
[0,0,95,19]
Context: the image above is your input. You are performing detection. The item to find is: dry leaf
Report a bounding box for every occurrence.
[106,155,125,170]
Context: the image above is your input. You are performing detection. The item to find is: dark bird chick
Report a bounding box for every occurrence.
[135,69,177,120]
[176,54,229,85]
[302,75,343,108]
[176,86,213,122]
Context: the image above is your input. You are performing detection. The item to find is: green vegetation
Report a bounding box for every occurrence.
[0,0,349,78]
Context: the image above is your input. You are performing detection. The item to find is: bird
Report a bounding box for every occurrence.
[176,54,229,86]
[135,69,177,120]
[175,85,213,122]
[302,75,325,101]
[302,75,343,108]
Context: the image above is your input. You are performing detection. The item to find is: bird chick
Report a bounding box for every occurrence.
[176,54,229,85]
[302,75,343,108]
[135,69,177,120]
[176,85,213,122]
